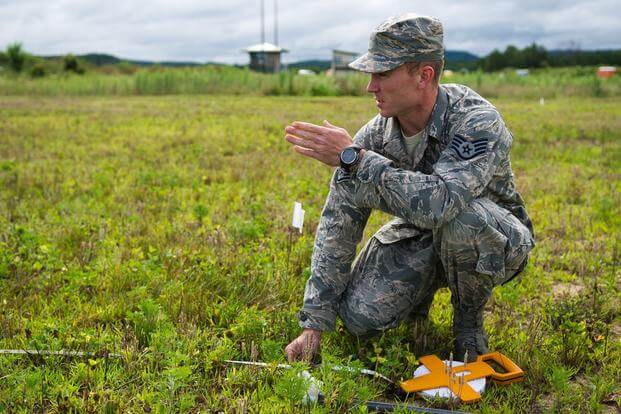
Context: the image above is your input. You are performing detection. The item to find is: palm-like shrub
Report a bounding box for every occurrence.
[6,43,25,73]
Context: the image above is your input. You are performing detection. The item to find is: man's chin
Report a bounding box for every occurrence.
[378,108,392,118]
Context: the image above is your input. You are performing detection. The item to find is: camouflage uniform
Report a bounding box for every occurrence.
[296,14,535,360]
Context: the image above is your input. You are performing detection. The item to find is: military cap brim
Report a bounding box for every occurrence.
[348,53,403,73]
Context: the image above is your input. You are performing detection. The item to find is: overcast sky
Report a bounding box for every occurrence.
[1,0,619,64]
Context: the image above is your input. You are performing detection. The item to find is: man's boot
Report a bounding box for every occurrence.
[453,304,489,362]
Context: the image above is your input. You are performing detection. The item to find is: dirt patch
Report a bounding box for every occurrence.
[552,282,584,298]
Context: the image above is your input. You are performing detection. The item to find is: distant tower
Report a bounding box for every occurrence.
[330,50,359,75]
[243,0,287,73]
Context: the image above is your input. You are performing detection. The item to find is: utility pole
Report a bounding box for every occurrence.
[260,0,265,44]
[274,0,278,46]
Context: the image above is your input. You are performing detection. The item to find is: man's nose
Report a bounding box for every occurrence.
[366,76,379,93]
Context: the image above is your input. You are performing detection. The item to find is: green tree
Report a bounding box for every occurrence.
[483,49,507,71]
[522,43,548,68]
[64,54,84,74]
[6,42,25,73]
[504,45,521,67]
[480,43,550,71]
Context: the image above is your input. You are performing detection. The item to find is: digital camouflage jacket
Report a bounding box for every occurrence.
[298,83,534,331]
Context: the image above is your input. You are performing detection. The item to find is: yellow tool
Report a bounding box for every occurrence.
[401,352,524,404]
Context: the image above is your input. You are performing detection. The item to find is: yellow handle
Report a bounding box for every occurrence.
[478,352,524,382]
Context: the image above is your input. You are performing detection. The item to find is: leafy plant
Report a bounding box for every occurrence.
[6,42,25,72]
[64,54,84,74]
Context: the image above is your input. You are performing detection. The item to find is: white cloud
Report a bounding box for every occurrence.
[0,0,618,63]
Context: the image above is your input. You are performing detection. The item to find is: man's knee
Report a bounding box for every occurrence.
[338,234,440,338]
[337,290,404,338]
[438,197,533,285]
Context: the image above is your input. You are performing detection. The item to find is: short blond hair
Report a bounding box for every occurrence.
[406,60,444,84]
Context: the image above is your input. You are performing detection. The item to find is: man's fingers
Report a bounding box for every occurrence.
[285,340,307,362]
[285,332,321,363]
[286,126,324,143]
[286,134,319,150]
[291,121,329,135]
[285,344,298,362]
[322,119,338,129]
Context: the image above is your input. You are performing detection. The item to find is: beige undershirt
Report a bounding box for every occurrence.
[401,128,425,157]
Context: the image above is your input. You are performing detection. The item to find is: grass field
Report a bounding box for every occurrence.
[1,66,620,98]
[0,93,619,413]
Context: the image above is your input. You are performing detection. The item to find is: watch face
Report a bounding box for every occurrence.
[341,147,358,164]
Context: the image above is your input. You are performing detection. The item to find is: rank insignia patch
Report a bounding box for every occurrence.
[450,134,488,160]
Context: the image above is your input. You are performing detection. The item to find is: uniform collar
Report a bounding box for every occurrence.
[381,86,449,166]
[426,85,449,144]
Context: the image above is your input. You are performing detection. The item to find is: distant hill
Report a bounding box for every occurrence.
[287,51,479,72]
[445,50,479,62]
[42,53,218,67]
[287,60,331,72]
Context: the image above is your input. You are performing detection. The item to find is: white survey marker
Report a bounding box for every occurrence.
[292,202,305,233]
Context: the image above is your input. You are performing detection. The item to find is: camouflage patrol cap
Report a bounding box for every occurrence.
[349,13,444,73]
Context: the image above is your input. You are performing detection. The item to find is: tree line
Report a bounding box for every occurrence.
[2,42,621,77]
[0,43,85,77]
[476,43,621,71]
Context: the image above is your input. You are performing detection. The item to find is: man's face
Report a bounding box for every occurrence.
[366,64,421,118]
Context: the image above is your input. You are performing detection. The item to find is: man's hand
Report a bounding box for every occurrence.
[284,120,353,166]
[284,329,322,362]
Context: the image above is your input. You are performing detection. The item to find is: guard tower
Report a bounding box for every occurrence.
[245,0,287,73]
[244,43,288,73]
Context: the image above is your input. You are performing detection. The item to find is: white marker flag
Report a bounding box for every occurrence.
[292,202,305,233]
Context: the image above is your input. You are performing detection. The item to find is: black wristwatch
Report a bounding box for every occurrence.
[339,145,363,173]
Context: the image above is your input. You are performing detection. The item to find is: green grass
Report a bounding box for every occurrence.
[1,66,620,98]
[0,94,619,413]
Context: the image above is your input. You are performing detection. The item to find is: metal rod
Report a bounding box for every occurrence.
[0,349,122,358]
[365,400,470,414]
[224,359,393,383]
[224,359,291,369]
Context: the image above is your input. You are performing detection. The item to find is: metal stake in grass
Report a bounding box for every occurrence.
[287,202,305,275]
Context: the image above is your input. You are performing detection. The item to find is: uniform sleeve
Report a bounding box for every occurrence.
[297,123,375,331]
[354,108,512,229]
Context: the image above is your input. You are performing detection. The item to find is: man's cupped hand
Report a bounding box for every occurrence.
[284,120,353,166]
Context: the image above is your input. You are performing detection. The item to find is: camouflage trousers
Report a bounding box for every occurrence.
[337,197,534,353]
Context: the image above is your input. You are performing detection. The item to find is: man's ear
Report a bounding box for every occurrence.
[418,65,435,88]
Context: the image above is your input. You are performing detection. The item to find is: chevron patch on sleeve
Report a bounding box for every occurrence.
[450,134,489,160]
